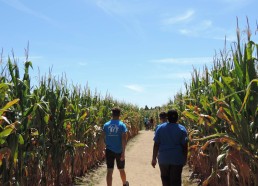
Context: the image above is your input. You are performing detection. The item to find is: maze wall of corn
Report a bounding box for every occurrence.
[0,20,257,185]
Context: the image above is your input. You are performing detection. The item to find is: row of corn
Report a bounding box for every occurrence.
[1,20,257,186]
[162,20,258,185]
[0,56,143,185]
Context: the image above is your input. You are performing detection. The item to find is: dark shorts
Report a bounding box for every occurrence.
[105,148,125,169]
[159,164,183,186]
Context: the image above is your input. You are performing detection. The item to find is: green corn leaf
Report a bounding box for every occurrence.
[240,79,258,112]
[24,105,34,117]
[222,76,243,104]
[18,134,24,145]
[0,127,13,138]
[182,110,199,122]
[233,51,243,87]
[193,133,227,142]
[0,139,6,145]
[73,142,86,147]
[246,41,255,60]
[13,145,18,165]
[44,115,49,123]
[79,111,87,122]
[0,99,20,115]
[214,79,224,89]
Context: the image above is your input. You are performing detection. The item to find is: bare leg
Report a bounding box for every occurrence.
[119,169,127,185]
[106,169,113,186]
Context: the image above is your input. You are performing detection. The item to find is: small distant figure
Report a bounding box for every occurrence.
[152,110,188,186]
[149,117,154,130]
[102,107,130,186]
[144,117,149,130]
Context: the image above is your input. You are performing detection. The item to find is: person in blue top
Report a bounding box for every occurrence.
[144,117,149,130]
[103,107,129,186]
[154,111,167,133]
[152,109,188,186]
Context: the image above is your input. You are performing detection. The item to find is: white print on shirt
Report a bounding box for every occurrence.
[108,124,119,133]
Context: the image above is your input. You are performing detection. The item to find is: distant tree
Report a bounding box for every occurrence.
[144,105,149,110]
[155,106,161,110]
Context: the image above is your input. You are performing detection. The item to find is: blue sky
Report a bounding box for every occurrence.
[1,0,257,108]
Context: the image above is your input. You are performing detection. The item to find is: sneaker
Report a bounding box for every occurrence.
[123,181,129,186]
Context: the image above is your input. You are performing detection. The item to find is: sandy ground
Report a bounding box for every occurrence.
[75,130,198,186]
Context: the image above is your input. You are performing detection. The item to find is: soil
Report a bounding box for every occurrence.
[75,130,199,186]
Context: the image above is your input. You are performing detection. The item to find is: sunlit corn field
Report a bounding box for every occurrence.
[166,21,258,186]
[0,20,257,185]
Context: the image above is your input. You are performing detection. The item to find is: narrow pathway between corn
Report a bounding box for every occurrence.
[77,130,197,186]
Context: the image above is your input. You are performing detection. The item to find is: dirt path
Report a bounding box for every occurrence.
[76,130,198,186]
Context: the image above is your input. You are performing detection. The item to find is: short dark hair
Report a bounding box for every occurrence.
[159,111,167,119]
[167,109,178,123]
[112,107,121,117]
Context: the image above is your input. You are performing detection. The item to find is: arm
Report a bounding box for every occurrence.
[182,142,188,166]
[151,142,159,168]
[181,129,188,166]
[120,132,127,161]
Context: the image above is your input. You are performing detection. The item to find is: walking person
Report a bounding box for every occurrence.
[154,111,168,133]
[144,117,149,130]
[149,117,154,130]
[151,110,188,186]
[103,107,129,186]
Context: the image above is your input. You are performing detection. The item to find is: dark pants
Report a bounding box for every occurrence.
[105,148,125,169]
[159,164,183,186]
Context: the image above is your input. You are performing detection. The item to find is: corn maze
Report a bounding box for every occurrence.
[169,21,258,186]
[0,21,258,185]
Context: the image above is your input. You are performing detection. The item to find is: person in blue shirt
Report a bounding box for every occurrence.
[144,117,149,130]
[152,109,188,186]
[154,111,168,133]
[103,107,129,186]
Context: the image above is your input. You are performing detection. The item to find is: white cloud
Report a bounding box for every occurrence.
[2,0,54,24]
[162,10,195,25]
[78,62,88,66]
[124,84,144,92]
[145,72,192,81]
[93,0,153,16]
[151,57,213,65]
[91,0,146,38]
[160,8,236,41]
[95,0,126,15]
[179,20,213,36]
[163,72,192,79]
[177,20,237,41]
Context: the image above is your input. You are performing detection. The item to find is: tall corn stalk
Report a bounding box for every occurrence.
[172,19,258,185]
[0,52,142,185]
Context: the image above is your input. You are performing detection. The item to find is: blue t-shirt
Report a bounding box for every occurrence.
[154,122,167,134]
[154,123,188,165]
[103,120,128,153]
